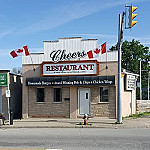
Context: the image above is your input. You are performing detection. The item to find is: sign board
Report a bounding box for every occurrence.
[41,60,99,76]
[26,76,115,86]
[50,49,87,63]
[0,73,7,86]
[126,74,135,90]
[6,90,10,97]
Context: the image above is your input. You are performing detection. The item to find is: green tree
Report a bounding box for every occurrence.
[110,39,150,99]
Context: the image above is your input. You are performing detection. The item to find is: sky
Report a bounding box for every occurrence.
[0,0,150,71]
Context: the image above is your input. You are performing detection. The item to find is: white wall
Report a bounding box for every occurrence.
[122,74,136,117]
[22,37,118,64]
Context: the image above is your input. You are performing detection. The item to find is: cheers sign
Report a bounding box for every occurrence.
[50,49,87,63]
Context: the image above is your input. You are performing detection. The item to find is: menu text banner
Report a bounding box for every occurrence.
[26,76,115,86]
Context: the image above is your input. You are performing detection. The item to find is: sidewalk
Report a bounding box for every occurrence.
[1,116,150,128]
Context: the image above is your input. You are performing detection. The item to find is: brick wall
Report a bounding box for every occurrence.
[23,61,118,119]
[90,86,116,118]
[22,65,41,118]
[28,87,70,118]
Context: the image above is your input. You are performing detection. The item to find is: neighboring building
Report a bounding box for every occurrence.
[22,37,137,119]
[0,70,22,119]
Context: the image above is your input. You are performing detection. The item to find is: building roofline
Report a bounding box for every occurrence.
[30,52,44,55]
[43,37,98,43]
[43,40,58,43]
[82,39,98,41]
[9,72,22,77]
[0,69,10,72]
[58,37,82,39]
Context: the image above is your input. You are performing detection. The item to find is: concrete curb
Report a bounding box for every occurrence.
[1,117,150,129]
[1,124,150,129]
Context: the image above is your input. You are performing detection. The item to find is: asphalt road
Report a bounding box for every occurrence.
[0,128,150,150]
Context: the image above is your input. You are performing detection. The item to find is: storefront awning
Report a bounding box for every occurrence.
[26,75,115,86]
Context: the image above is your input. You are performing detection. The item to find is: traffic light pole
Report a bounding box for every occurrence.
[117,5,137,123]
[117,12,125,124]
[117,14,122,123]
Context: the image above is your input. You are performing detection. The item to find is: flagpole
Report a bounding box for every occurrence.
[101,42,107,69]
[29,54,35,71]
[105,42,108,69]
[25,45,35,71]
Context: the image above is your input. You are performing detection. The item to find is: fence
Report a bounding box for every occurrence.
[137,100,150,113]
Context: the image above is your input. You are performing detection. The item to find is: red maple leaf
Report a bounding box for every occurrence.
[17,49,23,53]
[94,48,100,54]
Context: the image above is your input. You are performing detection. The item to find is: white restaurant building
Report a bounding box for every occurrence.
[22,37,137,119]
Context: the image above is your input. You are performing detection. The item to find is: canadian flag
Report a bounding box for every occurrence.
[87,42,106,59]
[101,42,106,54]
[10,45,30,58]
[87,48,100,59]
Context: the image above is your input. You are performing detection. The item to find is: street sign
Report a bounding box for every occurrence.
[126,74,136,90]
[6,90,10,97]
[0,73,7,86]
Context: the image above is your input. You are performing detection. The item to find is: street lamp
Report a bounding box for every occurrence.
[148,62,150,100]
[140,60,142,100]
[139,59,150,100]
[148,71,150,100]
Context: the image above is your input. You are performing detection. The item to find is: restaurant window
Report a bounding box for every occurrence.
[54,88,62,102]
[100,87,109,102]
[36,88,45,102]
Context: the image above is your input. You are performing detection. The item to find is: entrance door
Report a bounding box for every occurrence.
[78,89,90,115]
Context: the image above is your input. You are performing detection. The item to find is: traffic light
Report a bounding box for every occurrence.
[128,5,137,28]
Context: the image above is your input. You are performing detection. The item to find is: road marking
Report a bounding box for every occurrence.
[0,148,44,150]
[0,148,62,150]
[45,149,62,150]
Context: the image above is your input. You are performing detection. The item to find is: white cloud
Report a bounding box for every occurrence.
[71,33,150,48]
[0,49,12,56]
[124,35,150,47]
[74,33,116,39]
[69,33,117,48]
[0,0,148,38]
[15,0,145,34]
[0,28,14,39]
[29,47,43,53]
[0,47,43,57]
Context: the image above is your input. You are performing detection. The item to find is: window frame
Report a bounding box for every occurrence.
[53,88,62,103]
[36,88,45,103]
[100,87,109,102]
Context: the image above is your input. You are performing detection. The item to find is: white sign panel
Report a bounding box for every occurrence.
[6,90,11,97]
[42,61,98,76]
[126,74,135,90]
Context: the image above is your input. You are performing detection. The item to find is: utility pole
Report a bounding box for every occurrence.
[117,12,125,123]
[117,14,122,123]
[117,5,137,123]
